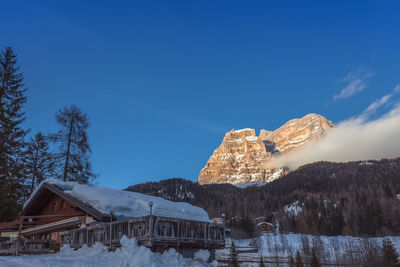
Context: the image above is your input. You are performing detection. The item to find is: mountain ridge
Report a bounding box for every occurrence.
[198,113,334,185]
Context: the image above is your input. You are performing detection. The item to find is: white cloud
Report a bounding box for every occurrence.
[333,70,375,101]
[266,86,400,170]
[365,94,392,113]
[394,84,400,93]
[359,84,400,120]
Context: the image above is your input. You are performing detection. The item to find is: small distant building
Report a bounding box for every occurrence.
[255,217,275,233]
[211,217,224,224]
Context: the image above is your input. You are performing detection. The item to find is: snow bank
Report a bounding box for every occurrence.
[24,179,210,222]
[0,236,217,267]
[216,233,400,265]
[257,233,400,259]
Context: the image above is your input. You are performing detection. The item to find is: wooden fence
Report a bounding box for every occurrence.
[0,239,59,256]
[60,215,225,251]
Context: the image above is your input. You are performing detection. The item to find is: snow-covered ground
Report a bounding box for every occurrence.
[0,236,217,267]
[216,233,400,266]
[257,233,400,259]
[3,234,400,266]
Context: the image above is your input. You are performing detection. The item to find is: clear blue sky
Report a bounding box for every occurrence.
[1,0,399,189]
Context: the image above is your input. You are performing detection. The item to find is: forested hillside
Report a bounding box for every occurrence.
[127,158,400,237]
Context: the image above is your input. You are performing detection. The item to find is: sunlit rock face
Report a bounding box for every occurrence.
[198,113,334,185]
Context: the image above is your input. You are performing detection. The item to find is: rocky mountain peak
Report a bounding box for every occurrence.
[198,113,334,185]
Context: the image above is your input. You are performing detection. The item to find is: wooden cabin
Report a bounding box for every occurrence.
[0,180,225,256]
[0,182,105,243]
[255,217,275,233]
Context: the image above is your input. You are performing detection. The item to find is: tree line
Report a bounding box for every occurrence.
[0,47,96,222]
[128,158,400,238]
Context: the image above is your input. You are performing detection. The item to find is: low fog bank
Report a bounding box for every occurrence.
[265,104,400,170]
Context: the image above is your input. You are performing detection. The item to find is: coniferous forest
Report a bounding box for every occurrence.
[128,158,400,238]
[0,47,96,222]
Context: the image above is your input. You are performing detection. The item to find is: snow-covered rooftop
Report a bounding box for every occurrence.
[24,179,210,222]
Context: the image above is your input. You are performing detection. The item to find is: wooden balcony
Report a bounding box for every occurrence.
[60,215,225,251]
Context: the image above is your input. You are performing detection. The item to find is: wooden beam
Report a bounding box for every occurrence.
[18,220,23,238]
[20,214,80,219]
[0,217,23,231]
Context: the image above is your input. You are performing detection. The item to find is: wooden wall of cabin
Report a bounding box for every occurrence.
[27,195,87,242]
[36,194,85,225]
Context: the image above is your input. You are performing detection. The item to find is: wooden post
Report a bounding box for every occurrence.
[17,218,23,238]
[204,223,207,248]
[177,220,180,247]
[15,239,18,256]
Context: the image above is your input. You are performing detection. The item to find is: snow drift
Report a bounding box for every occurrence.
[0,236,217,267]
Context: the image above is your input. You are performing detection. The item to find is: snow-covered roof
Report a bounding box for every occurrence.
[257,222,274,227]
[24,179,210,222]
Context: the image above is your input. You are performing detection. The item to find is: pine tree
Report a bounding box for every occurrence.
[229,241,239,267]
[310,248,321,267]
[0,47,28,221]
[289,255,295,267]
[382,238,400,267]
[50,105,96,183]
[295,250,304,267]
[23,132,56,194]
[259,255,265,267]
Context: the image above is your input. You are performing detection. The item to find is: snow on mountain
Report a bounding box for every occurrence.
[359,161,374,166]
[235,181,267,188]
[198,113,333,185]
[284,201,304,216]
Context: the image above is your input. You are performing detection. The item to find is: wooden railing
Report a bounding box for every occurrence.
[0,239,59,256]
[60,215,225,250]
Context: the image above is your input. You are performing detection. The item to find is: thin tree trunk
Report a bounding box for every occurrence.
[30,147,39,193]
[63,116,74,182]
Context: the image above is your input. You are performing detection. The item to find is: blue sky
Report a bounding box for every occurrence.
[1,0,399,189]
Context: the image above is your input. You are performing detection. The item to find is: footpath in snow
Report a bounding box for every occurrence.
[0,236,217,267]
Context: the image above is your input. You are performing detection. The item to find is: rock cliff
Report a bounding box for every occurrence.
[198,113,334,185]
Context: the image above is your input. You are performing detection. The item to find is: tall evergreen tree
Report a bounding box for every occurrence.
[289,255,295,267]
[382,238,400,267]
[259,256,265,267]
[295,250,304,267]
[229,241,239,267]
[23,132,56,194]
[0,47,28,221]
[310,248,321,267]
[50,105,95,183]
